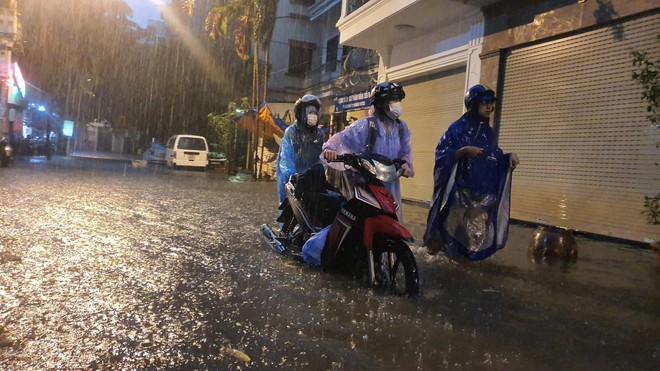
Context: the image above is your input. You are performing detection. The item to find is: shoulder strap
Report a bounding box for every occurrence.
[365,117,378,155]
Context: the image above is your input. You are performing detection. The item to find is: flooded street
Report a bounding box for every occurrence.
[0,157,658,370]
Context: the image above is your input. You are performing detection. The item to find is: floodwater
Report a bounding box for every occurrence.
[0,156,658,370]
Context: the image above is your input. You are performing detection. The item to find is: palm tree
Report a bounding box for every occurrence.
[182,0,279,175]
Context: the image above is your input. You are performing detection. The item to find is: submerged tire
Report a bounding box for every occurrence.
[372,237,419,296]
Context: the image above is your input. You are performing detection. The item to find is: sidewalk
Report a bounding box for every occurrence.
[400,199,658,273]
[68,150,141,162]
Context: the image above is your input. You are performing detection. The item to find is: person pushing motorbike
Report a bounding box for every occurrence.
[322,81,414,221]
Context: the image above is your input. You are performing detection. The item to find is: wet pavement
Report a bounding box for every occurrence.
[0,155,658,370]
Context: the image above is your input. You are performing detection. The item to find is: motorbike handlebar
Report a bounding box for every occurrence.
[330,153,405,170]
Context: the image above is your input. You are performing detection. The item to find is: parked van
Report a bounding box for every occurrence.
[165,134,209,169]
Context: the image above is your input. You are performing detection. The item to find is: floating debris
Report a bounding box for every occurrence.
[223,347,251,363]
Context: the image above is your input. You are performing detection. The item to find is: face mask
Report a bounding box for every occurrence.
[306,113,318,126]
[387,102,403,119]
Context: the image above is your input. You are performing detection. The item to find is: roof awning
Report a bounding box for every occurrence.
[235,103,288,139]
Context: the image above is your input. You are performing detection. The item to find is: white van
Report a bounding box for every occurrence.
[165,134,209,169]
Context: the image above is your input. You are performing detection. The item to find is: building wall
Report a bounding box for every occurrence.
[480,0,660,90]
[268,0,322,104]
[480,0,660,243]
[0,1,18,137]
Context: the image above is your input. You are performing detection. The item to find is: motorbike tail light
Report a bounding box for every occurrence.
[368,185,397,215]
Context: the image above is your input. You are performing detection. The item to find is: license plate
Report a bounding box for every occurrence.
[187,154,196,161]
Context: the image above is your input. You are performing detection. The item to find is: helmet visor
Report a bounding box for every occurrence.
[479,91,497,104]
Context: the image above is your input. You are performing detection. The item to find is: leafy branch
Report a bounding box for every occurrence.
[632,35,659,224]
[632,35,660,125]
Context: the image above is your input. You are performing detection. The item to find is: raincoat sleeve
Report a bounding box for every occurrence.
[276,126,297,202]
[431,124,460,197]
[321,119,370,171]
[397,120,415,177]
[423,123,460,247]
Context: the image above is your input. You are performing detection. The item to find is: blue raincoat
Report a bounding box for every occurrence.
[321,112,414,220]
[423,112,513,261]
[276,121,326,203]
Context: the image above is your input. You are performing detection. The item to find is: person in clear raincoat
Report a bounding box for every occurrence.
[300,82,414,266]
[423,84,520,261]
[276,94,326,203]
[321,81,414,220]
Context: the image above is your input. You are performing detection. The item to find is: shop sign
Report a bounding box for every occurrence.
[334,90,371,112]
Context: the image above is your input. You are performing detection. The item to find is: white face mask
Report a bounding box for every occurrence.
[306,113,318,126]
[387,102,403,119]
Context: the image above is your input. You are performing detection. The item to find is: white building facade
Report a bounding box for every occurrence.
[336,0,660,244]
[337,0,495,205]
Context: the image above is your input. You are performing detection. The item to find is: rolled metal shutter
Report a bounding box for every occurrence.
[498,12,660,242]
[400,68,466,202]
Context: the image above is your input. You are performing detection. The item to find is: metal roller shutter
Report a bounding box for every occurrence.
[400,68,466,202]
[498,12,660,242]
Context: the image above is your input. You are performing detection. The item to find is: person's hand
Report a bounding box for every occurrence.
[510,152,520,170]
[323,149,338,161]
[457,146,483,159]
[401,162,413,178]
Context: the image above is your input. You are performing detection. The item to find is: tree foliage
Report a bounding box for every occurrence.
[632,35,660,125]
[183,0,279,176]
[631,35,660,225]
[207,97,249,174]
[18,0,251,149]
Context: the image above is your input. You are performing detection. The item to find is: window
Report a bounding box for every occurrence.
[325,36,339,72]
[291,0,315,6]
[288,40,314,77]
[178,137,207,151]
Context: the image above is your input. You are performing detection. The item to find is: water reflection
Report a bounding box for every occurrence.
[0,158,658,370]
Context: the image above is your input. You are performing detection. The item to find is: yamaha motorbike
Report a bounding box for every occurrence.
[262,153,419,296]
[0,137,13,167]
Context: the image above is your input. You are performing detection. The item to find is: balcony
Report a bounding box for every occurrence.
[345,0,370,17]
[338,0,500,50]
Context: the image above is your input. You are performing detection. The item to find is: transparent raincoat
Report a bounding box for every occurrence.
[423,112,513,261]
[275,121,326,203]
[320,111,414,220]
[296,112,414,266]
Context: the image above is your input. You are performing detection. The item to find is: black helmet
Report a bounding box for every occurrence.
[370,82,405,110]
[294,94,321,125]
[464,84,496,110]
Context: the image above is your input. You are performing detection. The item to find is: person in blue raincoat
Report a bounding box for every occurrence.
[276,94,326,203]
[423,84,519,261]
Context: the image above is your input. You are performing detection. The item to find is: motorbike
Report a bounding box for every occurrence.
[262,153,420,296]
[0,137,13,167]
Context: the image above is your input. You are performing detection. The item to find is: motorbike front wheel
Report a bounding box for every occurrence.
[371,237,419,296]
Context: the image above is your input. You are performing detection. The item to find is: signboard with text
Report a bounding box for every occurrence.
[334,90,371,113]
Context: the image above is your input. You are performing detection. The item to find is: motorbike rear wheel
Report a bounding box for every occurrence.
[371,237,419,296]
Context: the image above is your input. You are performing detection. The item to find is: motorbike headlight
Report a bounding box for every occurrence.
[360,158,377,177]
[373,159,398,182]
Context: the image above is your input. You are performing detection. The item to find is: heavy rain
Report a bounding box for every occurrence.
[1,0,659,370]
[1,157,658,370]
